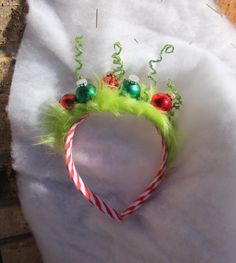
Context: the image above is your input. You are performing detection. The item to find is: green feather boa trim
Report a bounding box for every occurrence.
[39,81,178,164]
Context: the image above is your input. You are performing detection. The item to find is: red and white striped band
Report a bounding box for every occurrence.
[65,115,168,221]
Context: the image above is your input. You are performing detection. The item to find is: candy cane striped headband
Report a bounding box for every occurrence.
[40,36,182,221]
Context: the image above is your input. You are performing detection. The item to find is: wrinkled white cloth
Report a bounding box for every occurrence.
[8,0,236,262]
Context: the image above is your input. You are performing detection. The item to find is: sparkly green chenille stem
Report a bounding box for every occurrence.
[74,36,83,79]
[148,44,174,87]
[112,42,125,81]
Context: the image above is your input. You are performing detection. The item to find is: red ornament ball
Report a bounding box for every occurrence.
[103,74,119,87]
[151,93,172,112]
[59,93,76,109]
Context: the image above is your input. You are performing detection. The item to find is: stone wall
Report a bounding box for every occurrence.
[216,0,236,24]
[0,0,41,262]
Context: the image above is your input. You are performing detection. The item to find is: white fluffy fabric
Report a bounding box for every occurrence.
[8,0,236,262]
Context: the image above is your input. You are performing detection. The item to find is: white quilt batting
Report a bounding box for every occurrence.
[8,0,236,262]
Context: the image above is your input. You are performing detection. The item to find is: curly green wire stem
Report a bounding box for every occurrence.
[112,42,125,81]
[148,44,174,87]
[167,79,183,117]
[74,36,83,79]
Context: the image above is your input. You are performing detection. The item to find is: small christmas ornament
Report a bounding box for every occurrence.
[40,38,183,221]
[75,79,97,103]
[121,74,141,99]
[151,93,172,112]
[103,73,119,87]
[59,93,76,109]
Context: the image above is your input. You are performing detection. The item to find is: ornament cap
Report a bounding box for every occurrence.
[76,79,88,87]
[128,74,139,83]
[167,91,176,100]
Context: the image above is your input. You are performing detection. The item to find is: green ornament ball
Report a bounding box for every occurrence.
[76,83,97,103]
[121,79,141,99]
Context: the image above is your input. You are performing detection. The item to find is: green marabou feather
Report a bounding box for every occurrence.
[39,81,178,164]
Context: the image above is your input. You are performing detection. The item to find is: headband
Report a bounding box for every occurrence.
[40,36,182,221]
